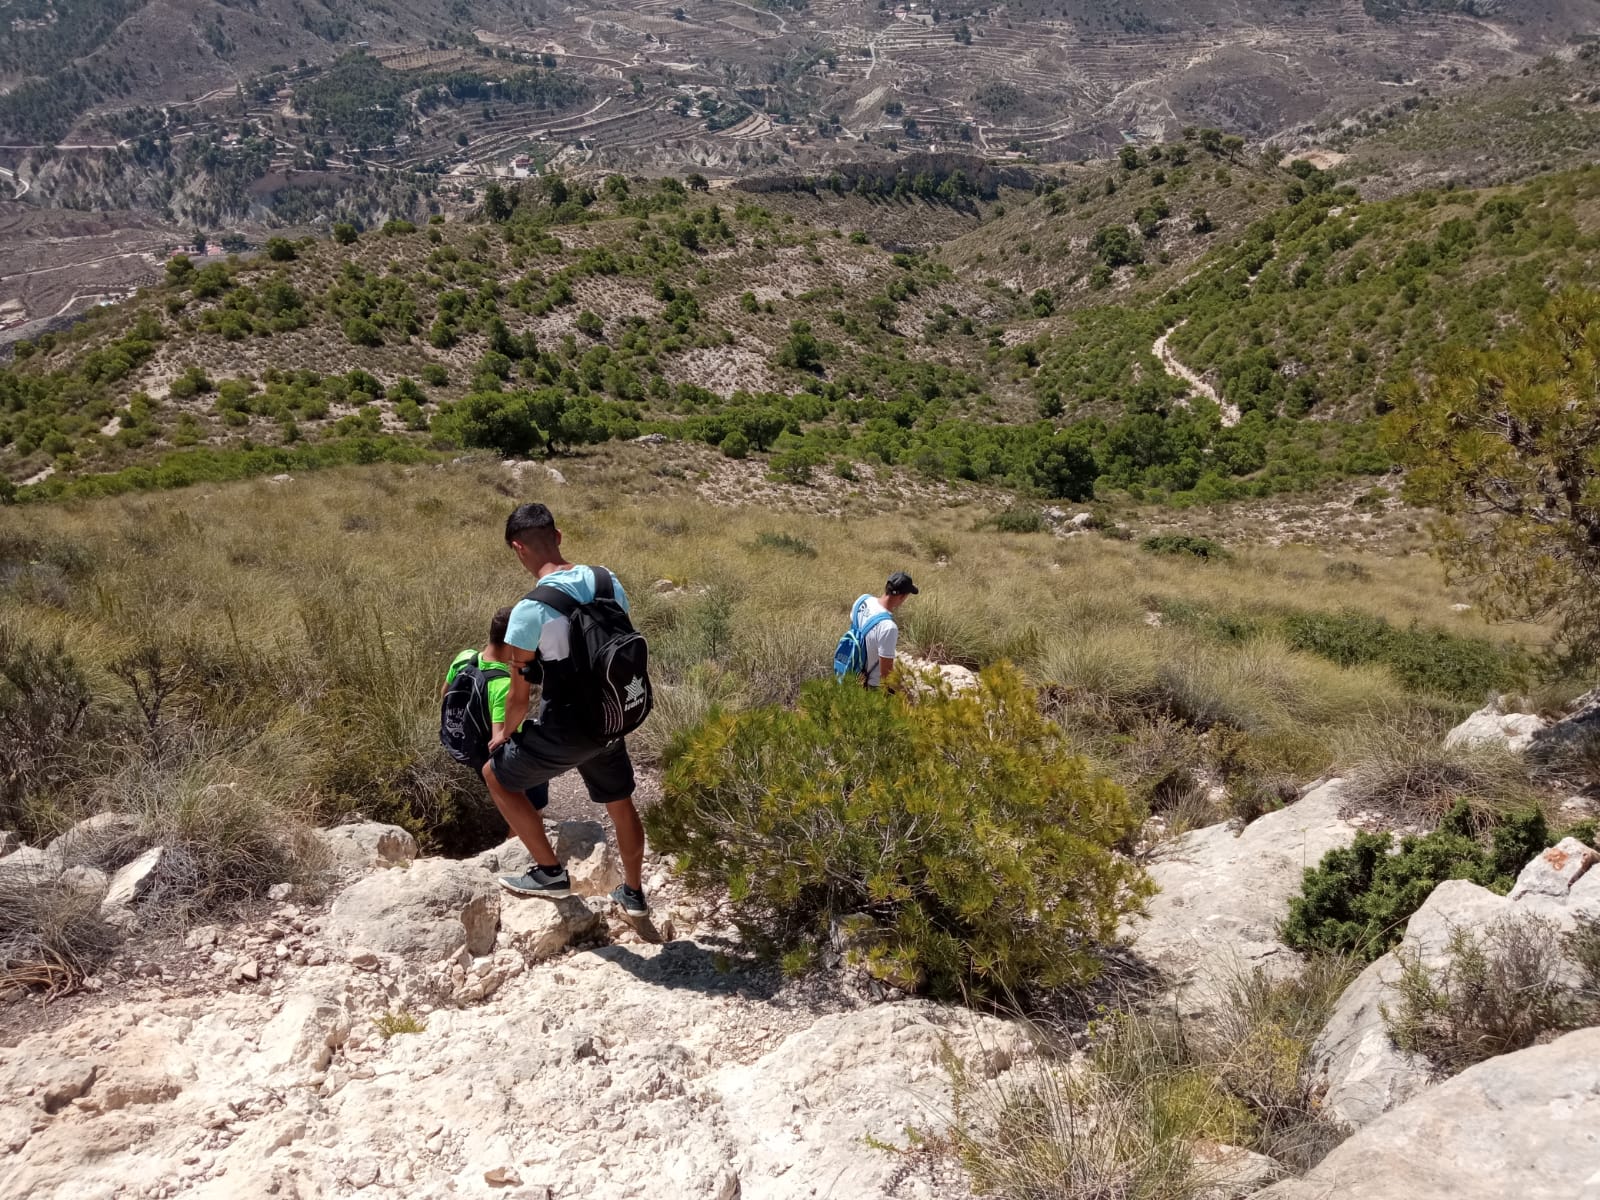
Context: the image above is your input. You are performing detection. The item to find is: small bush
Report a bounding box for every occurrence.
[719,430,750,459]
[991,506,1045,534]
[946,956,1355,1198]
[767,448,817,485]
[373,1008,428,1039]
[649,666,1150,1001]
[1386,916,1596,1077]
[752,530,817,558]
[1282,801,1552,961]
[946,1053,1200,1200]
[901,596,1007,669]
[1142,534,1230,561]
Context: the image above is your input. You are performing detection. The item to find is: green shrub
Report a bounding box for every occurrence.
[719,430,750,459]
[1142,534,1230,561]
[992,506,1045,534]
[649,665,1150,1000]
[373,1008,428,1039]
[752,530,817,558]
[1281,609,1518,700]
[1282,801,1552,961]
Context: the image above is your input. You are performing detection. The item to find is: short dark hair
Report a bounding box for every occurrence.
[489,605,513,648]
[504,503,555,547]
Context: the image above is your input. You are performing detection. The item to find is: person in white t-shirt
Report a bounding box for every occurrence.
[850,571,919,689]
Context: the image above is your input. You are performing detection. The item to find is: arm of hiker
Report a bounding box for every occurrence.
[491,649,535,751]
[879,656,896,690]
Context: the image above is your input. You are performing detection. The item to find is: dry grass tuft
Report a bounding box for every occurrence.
[1336,724,1543,832]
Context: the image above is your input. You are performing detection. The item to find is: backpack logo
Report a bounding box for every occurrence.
[624,676,647,708]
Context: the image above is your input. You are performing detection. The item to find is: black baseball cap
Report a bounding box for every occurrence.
[886,571,919,596]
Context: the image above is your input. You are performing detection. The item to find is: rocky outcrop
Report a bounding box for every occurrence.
[1,845,1024,1200]
[1442,698,1546,753]
[1253,1026,1600,1199]
[1312,837,1600,1130]
[1125,779,1357,1009]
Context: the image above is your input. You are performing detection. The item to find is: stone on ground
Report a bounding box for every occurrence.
[1442,698,1546,753]
[328,858,498,958]
[316,823,418,874]
[47,812,146,868]
[498,894,602,961]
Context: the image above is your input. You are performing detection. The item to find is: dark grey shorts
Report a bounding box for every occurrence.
[489,720,636,806]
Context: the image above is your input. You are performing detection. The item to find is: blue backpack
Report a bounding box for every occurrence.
[833,595,895,683]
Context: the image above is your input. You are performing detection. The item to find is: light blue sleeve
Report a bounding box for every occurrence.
[504,597,549,653]
[612,572,629,614]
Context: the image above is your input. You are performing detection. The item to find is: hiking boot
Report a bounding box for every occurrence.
[611,883,649,916]
[499,865,570,898]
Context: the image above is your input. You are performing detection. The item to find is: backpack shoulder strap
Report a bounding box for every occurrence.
[527,584,580,617]
[590,566,615,601]
[859,610,895,639]
[850,594,873,633]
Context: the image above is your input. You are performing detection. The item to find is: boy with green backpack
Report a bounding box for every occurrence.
[440,606,549,810]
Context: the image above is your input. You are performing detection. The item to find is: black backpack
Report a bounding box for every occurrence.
[528,567,653,741]
[439,653,510,769]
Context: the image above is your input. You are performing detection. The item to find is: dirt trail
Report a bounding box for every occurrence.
[1154,321,1239,427]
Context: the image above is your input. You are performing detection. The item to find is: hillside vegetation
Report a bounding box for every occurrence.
[0,452,1537,862]
[12,137,1600,511]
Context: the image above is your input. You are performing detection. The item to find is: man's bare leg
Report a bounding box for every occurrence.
[481,760,559,868]
[604,797,646,891]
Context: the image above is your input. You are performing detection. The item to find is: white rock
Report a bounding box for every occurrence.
[47,813,144,866]
[328,858,498,959]
[1193,1142,1284,1198]
[469,837,533,876]
[256,991,350,1076]
[1070,511,1095,528]
[0,844,62,884]
[1257,1027,1600,1200]
[1309,953,1431,1130]
[59,865,109,903]
[316,823,417,874]
[1443,697,1546,753]
[1126,779,1356,1010]
[1314,838,1600,1132]
[555,821,623,897]
[0,830,16,857]
[498,895,601,962]
[1507,836,1599,902]
[266,882,294,902]
[101,846,168,910]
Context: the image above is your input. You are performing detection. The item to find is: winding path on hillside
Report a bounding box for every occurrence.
[1154,321,1239,427]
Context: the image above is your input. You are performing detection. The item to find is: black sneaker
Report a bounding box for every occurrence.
[499,865,570,898]
[611,883,649,916]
